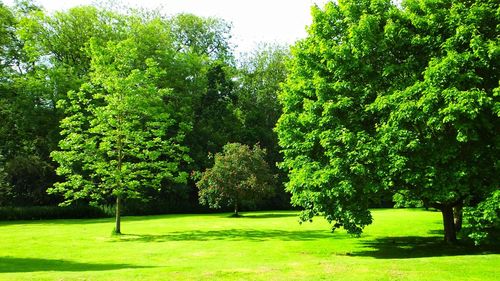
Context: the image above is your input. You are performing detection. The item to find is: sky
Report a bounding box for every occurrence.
[4,0,330,54]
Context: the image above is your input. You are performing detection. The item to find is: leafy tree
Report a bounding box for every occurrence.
[188,61,240,170]
[235,44,290,207]
[236,44,289,163]
[372,0,499,242]
[2,1,241,212]
[50,38,191,233]
[170,13,232,60]
[197,143,274,216]
[277,0,399,236]
[276,0,499,243]
[463,190,500,245]
[0,3,58,206]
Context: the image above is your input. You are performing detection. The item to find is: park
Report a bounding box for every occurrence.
[0,0,498,280]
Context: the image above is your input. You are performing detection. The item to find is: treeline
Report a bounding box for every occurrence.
[0,1,290,214]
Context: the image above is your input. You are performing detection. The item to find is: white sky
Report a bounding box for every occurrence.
[4,0,330,54]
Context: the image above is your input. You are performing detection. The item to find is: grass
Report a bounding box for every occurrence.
[0,209,498,281]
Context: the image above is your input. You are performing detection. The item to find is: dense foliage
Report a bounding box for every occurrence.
[0,2,289,221]
[197,143,274,216]
[276,0,499,243]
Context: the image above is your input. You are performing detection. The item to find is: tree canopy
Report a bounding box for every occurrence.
[197,143,274,216]
[276,0,499,243]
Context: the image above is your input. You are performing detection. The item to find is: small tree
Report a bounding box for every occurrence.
[197,143,274,216]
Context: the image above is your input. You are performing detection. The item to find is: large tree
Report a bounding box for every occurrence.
[276,0,499,243]
[373,0,499,243]
[50,36,191,233]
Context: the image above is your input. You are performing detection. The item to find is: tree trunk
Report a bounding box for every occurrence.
[441,206,457,243]
[115,195,122,234]
[453,204,463,232]
[234,201,238,217]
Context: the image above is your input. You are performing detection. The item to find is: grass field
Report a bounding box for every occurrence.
[0,209,498,281]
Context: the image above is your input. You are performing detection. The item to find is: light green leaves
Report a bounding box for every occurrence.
[50,27,191,205]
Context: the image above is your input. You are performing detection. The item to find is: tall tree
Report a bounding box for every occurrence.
[372,0,499,242]
[236,44,289,162]
[276,0,499,243]
[188,61,240,170]
[170,13,232,60]
[277,0,399,236]
[235,44,290,207]
[50,38,191,233]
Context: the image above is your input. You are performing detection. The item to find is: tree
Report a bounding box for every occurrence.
[236,44,289,165]
[277,0,399,236]
[372,0,499,243]
[189,61,240,171]
[197,143,274,216]
[0,3,128,207]
[276,0,499,243]
[50,38,191,233]
[235,44,290,207]
[170,13,232,60]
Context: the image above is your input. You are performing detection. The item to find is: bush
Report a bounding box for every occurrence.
[463,190,500,245]
[0,205,113,221]
[393,191,424,208]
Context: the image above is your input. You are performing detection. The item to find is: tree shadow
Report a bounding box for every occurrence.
[115,229,341,242]
[0,218,113,227]
[0,257,152,273]
[225,213,297,219]
[427,229,444,235]
[352,236,500,259]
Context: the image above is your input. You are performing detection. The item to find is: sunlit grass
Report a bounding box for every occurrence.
[0,209,498,280]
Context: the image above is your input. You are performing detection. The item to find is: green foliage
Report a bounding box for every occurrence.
[277,0,397,235]
[235,45,291,208]
[170,13,232,60]
[1,3,128,207]
[393,191,424,209]
[2,1,286,215]
[277,0,499,241]
[463,190,500,245]
[236,44,289,163]
[50,36,191,208]
[0,204,112,220]
[372,0,499,242]
[0,154,11,206]
[197,143,274,214]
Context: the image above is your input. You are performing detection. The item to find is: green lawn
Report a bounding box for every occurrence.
[0,209,498,281]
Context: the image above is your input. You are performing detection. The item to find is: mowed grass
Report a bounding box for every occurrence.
[0,209,498,281]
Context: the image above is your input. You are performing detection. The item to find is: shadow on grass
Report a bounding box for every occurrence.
[223,213,297,219]
[0,218,113,227]
[352,236,500,259]
[0,257,152,273]
[116,229,341,242]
